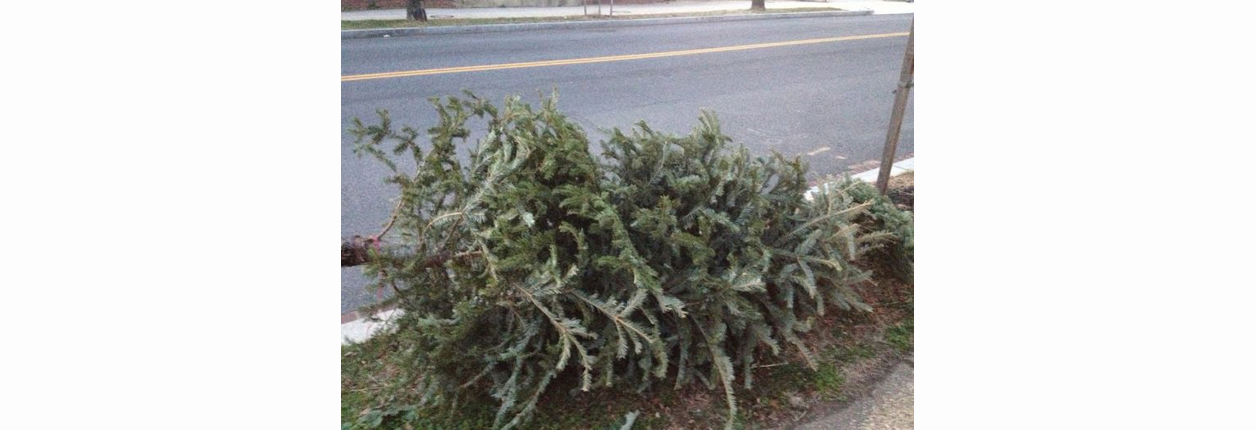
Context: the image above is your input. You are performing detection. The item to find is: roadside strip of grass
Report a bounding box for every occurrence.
[342,276,912,430]
[341,8,844,30]
[342,174,913,430]
[342,173,913,429]
[343,199,914,429]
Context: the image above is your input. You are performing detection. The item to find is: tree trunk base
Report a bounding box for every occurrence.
[407,0,428,22]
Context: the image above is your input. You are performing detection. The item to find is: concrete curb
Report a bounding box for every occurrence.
[343,157,913,343]
[342,308,403,344]
[342,10,873,39]
[804,156,913,200]
[850,157,913,183]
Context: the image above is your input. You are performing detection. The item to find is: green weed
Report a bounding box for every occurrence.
[886,320,914,353]
[813,364,845,401]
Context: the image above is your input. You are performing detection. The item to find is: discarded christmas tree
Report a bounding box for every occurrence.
[347,92,911,430]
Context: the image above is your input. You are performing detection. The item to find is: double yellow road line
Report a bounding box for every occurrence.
[341,31,908,82]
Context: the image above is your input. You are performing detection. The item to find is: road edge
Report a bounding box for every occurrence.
[341,10,874,39]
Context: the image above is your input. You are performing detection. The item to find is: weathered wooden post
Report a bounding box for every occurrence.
[875,21,914,194]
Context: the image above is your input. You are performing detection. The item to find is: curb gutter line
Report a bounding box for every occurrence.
[342,10,873,39]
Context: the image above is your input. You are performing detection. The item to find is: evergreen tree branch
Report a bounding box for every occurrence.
[343,94,911,430]
[340,237,480,268]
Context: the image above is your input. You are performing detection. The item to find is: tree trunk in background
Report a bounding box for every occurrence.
[407,0,428,21]
[751,0,765,11]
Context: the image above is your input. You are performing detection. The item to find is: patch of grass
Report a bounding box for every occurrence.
[343,16,591,30]
[763,363,815,392]
[343,326,901,429]
[813,363,846,401]
[885,319,914,353]
[534,402,633,430]
[747,361,846,405]
[342,338,396,428]
[341,8,844,30]
[342,332,499,430]
[628,412,665,430]
[346,398,495,430]
[342,267,912,429]
[827,343,877,363]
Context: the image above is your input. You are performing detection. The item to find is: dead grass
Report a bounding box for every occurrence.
[888,171,913,210]
[888,171,913,190]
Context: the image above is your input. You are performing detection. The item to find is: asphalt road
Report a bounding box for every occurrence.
[341,14,914,313]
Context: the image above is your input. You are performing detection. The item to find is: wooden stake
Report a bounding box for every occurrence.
[876,21,914,194]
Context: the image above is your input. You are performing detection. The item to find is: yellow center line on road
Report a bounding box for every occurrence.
[341,31,909,82]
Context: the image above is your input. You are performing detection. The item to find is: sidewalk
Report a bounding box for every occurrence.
[341,0,913,21]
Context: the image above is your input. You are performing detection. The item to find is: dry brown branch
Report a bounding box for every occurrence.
[341,237,481,268]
